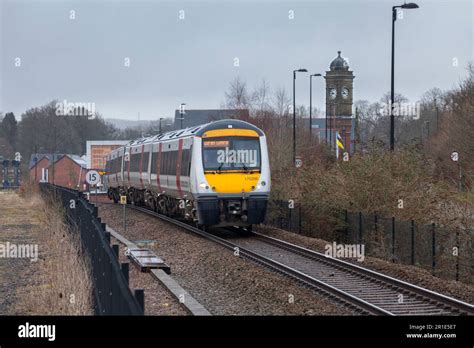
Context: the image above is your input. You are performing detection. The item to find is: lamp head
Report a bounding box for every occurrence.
[401,2,419,9]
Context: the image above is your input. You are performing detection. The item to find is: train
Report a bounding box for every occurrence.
[103,119,271,229]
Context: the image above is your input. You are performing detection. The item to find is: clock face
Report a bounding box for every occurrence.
[342,87,349,99]
[329,88,337,99]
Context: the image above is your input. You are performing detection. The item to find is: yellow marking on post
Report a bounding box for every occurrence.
[120,196,127,205]
[202,129,259,138]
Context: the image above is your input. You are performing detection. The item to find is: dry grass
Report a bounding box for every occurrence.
[12,185,93,315]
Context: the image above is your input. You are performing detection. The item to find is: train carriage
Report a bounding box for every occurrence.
[104,119,270,228]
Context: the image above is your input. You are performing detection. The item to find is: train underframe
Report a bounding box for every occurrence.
[107,186,268,229]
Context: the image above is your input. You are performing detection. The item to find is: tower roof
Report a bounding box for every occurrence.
[330,51,349,71]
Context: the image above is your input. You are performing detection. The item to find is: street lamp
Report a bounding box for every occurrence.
[293,68,307,166]
[390,2,419,150]
[310,73,322,139]
[179,103,186,129]
[159,117,164,134]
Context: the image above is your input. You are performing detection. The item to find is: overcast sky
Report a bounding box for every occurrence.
[1,0,472,121]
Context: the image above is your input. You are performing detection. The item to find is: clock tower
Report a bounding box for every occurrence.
[325,51,355,152]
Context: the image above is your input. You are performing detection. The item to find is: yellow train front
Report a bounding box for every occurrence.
[104,119,271,229]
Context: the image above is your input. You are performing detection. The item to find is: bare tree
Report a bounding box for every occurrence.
[225,77,250,110]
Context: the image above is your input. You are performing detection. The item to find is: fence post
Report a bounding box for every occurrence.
[112,244,119,259]
[121,263,129,285]
[391,217,396,261]
[298,203,302,234]
[431,223,436,275]
[455,230,459,282]
[104,231,111,244]
[288,204,292,233]
[411,219,415,265]
[279,200,284,229]
[358,212,363,244]
[344,209,349,241]
[374,212,378,233]
[134,289,145,314]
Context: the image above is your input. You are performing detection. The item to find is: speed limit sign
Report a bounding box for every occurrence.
[86,170,101,185]
[450,151,459,162]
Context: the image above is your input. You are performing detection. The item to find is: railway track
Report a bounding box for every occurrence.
[97,201,474,316]
[228,230,474,316]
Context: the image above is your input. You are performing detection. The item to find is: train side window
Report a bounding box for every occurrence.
[181,149,190,176]
[117,156,122,173]
[131,153,139,172]
[167,152,171,175]
[171,150,177,175]
[161,151,168,175]
[142,151,150,172]
[151,151,157,175]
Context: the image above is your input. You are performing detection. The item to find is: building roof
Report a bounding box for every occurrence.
[29,153,63,170]
[29,153,87,170]
[173,109,249,130]
[65,154,87,168]
[330,51,350,71]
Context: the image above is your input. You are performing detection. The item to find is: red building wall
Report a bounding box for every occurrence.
[47,156,85,189]
[29,157,50,183]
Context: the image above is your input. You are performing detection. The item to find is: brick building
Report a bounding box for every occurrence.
[29,153,87,189]
[85,141,129,171]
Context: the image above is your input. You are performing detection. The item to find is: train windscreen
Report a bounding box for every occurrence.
[202,137,261,172]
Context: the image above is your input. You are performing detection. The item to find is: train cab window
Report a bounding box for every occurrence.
[202,137,261,172]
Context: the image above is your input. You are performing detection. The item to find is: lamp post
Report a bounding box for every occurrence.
[159,117,164,134]
[293,68,307,166]
[179,103,186,129]
[390,2,419,150]
[310,73,322,139]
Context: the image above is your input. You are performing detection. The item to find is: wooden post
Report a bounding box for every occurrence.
[391,217,396,261]
[431,223,436,275]
[411,219,415,265]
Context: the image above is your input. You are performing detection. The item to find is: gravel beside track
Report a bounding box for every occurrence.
[99,204,353,315]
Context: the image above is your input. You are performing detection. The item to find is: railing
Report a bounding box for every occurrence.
[40,183,144,315]
[264,200,473,284]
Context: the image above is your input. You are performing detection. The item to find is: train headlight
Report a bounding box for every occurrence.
[260,181,266,186]
[199,182,209,190]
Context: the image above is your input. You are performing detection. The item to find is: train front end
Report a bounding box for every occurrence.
[191,120,270,228]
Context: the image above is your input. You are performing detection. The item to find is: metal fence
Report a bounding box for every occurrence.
[265,200,473,284]
[40,183,144,315]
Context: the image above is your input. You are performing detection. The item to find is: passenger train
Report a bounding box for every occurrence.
[104,119,270,229]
